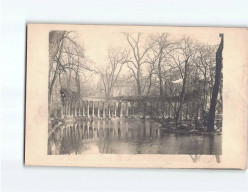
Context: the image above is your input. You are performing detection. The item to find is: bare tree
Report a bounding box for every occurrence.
[49,31,67,103]
[168,37,199,126]
[123,33,155,96]
[148,33,174,97]
[49,31,88,104]
[96,49,129,98]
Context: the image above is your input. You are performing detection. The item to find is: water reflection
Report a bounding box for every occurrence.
[48,118,221,156]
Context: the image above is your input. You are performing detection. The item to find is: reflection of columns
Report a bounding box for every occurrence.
[82,124,85,139]
[126,102,129,116]
[87,101,89,117]
[92,101,95,117]
[120,102,123,117]
[97,101,100,118]
[87,121,90,139]
[119,120,123,137]
[73,125,76,140]
[102,102,105,118]
[92,121,95,139]
[75,124,78,138]
[114,120,118,137]
[65,126,68,139]
[62,127,65,140]
[70,125,73,140]
[103,120,106,137]
[78,124,81,139]
[125,121,129,137]
[97,120,100,131]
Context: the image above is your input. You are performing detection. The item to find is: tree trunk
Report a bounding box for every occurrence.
[207,34,224,132]
[136,67,142,96]
[175,58,189,126]
[158,57,164,97]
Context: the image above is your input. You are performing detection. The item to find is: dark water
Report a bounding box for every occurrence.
[48,118,221,155]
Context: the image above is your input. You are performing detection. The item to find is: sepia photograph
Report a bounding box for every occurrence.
[25,24,247,169]
[48,30,223,158]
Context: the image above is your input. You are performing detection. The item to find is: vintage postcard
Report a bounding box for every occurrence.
[25,24,247,169]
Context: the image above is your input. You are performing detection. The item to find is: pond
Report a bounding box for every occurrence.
[48,118,222,155]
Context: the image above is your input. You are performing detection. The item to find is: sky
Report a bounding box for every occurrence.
[74,26,222,86]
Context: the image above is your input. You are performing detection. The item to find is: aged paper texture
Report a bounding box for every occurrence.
[25,24,247,169]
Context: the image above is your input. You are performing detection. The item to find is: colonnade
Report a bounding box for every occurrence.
[54,99,202,121]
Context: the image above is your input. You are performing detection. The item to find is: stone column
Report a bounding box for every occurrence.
[64,102,67,116]
[181,109,184,120]
[75,101,78,116]
[68,102,71,116]
[97,101,100,118]
[198,108,201,120]
[63,103,66,117]
[60,105,64,118]
[102,102,105,118]
[82,101,85,117]
[92,101,95,117]
[114,102,117,117]
[119,101,123,117]
[108,103,111,117]
[132,102,135,116]
[71,102,73,116]
[143,101,147,119]
[74,101,78,116]
[71,101,74,117]
[78,101,81,116]
[87,101,89,117]
[126,102,129,117]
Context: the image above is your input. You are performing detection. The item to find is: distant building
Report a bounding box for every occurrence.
[96,77,136,98]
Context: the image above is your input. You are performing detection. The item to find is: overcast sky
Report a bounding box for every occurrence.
[75,26,222,86]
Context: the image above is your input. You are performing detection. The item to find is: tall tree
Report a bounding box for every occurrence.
[207,34,224,131]
[49,31,88,104]
[123,33,155,96]
[149,33,173,97]
[49,31,66,103]
[96,49,129,98]
[169,37,199,126]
